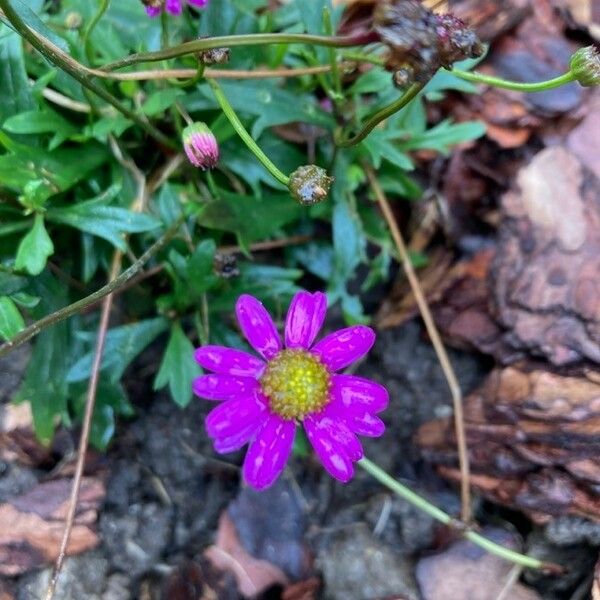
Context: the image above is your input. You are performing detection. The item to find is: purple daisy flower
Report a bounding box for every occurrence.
[193,291,388,490]
[144,0,209,17]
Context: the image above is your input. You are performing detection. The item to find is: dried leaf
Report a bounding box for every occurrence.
[0,478,104,576]
[204,513,288,598]
[416,527,541,600]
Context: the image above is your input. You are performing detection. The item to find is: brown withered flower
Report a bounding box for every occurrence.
[341,0,484,86]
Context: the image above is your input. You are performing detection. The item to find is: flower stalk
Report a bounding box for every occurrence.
[450,68,576,92]
[336,83,423,148]
[207,78,290,186]
[358,457,562,573]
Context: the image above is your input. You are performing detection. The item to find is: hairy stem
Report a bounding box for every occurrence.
[207,78,290,186]
[0,0,173,147]
[358,457,561,572]
[337,83,423,147]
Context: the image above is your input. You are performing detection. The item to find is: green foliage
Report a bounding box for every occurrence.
[0,0,488,448]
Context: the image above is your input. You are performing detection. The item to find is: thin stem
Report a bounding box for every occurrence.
[101,31,379,71]
[0,0,173,148]
[83,0,110,64]
[358,457,559,572]
[0,215,185,359]
[366,166,472,522]
[207,78,290,187]
[44,251,121,600]
[323,7,342,99]
[337,83,423,148]
[450,68,576,92]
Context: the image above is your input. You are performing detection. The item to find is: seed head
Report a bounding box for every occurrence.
[288,165,333,206]
[570,46,600,87]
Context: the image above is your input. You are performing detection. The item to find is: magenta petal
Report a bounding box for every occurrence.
[306,413,363,462]
[242,415,295,490]
[205,393,267,440]
[145,6,161,16]
[166,0,182,14]
[311,325,376,371]
[187,0,209,6]
[304,415,354,482]
[285,291,327,349]
[236,295,282,360]
[213,418,264,453]
[193,375,257,401]
[194,345,265,377]
[345,411,385,437]
[331,374,389,414]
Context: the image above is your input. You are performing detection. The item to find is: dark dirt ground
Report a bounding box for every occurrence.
[2,321,599,599]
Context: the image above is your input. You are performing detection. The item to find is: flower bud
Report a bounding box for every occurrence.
[570,46,600,87]
[182,122,219,170]
[288,165,333,206]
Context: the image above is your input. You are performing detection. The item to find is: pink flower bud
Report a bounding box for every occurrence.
[182,122,219,170]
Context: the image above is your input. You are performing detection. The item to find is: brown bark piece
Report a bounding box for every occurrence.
[417,367,600,521]
[0,478,104,576]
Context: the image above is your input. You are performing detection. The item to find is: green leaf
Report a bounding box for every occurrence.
[47,186,161,250]
[200,191,302,249]
[397,119,487,155]
[331,199,364,286]
[16,273,71,444]
[0,23,35,123]
[362,130,414,171]
[142,88,185,116]
[0,132,109,204]
[10,0,69,52]
[0,296,25,341]
[3,108,77,149]
[154,323,200,408]
[14,213,54,275]
[67,317,169,383]
[0,271,28,295]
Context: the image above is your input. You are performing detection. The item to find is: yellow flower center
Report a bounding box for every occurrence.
[260,349,331,420]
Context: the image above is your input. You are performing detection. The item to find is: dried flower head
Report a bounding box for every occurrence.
[193,291,388,490]
[288,165,333,206]
[200,47,231,65]
[143,0,209,17]
[570,46,600,87]
[182,122,219,170]
[373,0,485,84]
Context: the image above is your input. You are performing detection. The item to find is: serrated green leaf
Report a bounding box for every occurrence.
[3,109,77,148]
[397,119,487,155]
[67,317,169,383]
[154,323,200,408]
[47,185,161,249]
[14,213,54,275]
[0,295,25,341]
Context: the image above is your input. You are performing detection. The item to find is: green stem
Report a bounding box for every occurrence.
[450,68,576,92]
[323,8,342,99]
[337,83,423,148]
[0,215,185,359]
[207,78,289,187]
[358,457,558,572]
[0,0,173,148]
[83,0,110,64]
[101,32,378,71]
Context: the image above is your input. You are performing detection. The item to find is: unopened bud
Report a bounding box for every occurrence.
[182,122,219,170]
[288,165,333,206]
[570,46,600,87]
